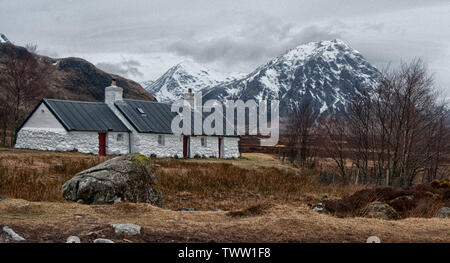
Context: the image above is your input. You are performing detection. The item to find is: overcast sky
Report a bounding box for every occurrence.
[1,0,449,97]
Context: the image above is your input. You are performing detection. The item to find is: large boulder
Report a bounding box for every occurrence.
[62,153,163,206]
[363,202,399,220]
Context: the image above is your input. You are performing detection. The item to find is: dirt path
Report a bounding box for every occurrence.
[1,199,449,243]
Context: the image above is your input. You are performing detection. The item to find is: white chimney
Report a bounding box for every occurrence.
[105,78,123,105]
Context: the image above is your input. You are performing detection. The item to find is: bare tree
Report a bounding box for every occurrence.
[317,114,349,183]
[0,44,47,145]
[317,59,449,186]
[25,43,38,54]
[0,96,11,145]
[286,100,316,167]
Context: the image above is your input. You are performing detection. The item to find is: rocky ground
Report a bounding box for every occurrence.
[1,198,450,243]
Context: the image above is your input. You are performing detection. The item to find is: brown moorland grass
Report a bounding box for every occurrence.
[0,148,365,211]
[0,149,111,201]
[0,149,449,242]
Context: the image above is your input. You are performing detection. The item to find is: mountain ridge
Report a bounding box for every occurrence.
[144,39,380,116]
[0,42,155,103]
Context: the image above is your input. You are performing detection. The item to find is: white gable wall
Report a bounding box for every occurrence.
[21,103,66,130]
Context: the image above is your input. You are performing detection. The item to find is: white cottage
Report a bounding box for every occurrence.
[15,81,240,158]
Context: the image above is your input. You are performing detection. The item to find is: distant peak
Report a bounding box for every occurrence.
[331,38,346,44]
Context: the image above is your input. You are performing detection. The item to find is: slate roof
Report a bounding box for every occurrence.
[114,99,176,134]
[37,99,130,132]
[115,99,239,136]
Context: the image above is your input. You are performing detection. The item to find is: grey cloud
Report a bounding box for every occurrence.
[1,0,449,95]
[362,23,385,33]
[168,21,345,69]
[96,58,144,78]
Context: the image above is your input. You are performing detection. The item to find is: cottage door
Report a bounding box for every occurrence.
[183,136,189,158]
[218,137,223,158]
[98,132,106,156]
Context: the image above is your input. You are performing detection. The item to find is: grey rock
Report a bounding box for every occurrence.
[178,207,195,211]
[364,202,399,220]
[66,236,81,243]
[94,238,114,243]
[311,202,327,213]
[0,196,7,202]
[210,209,223,212]
[62,153,163,206]
[438,207,450,218]
[111,224,141,236]
[2,226,25,242]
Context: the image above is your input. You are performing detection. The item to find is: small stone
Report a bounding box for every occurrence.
[311,202,326,213]
[438,207,450,218]
[2,226,26,242]
[94,238,114,243]
[210,209,223,212]
[66,236,81,243]
[113,197,122,204]
[178,207,195,211]
[17,203,30,209]
[111,224,141,236]
[0,196,7,202]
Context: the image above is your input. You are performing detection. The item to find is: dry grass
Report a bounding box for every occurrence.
[0,148,111,201]
[0,148,449,242]
[0,148,364,211]
[153,155,365,210]
[227,203,272,217]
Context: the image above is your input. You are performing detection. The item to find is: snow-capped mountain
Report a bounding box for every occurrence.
[143,60,241,102]
[203,39,380,116]
[144,39,380,116]
[0,33,10,43]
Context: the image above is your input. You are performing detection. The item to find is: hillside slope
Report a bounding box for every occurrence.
[0,43,155,102]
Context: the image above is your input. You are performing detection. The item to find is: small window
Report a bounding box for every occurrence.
[158,135,165,146]
[117,134,124,142]
[201,137,207,147]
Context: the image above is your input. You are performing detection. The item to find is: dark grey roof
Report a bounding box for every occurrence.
[40,99,130,132]
[114,99,176,134]
[115,99,238,136]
